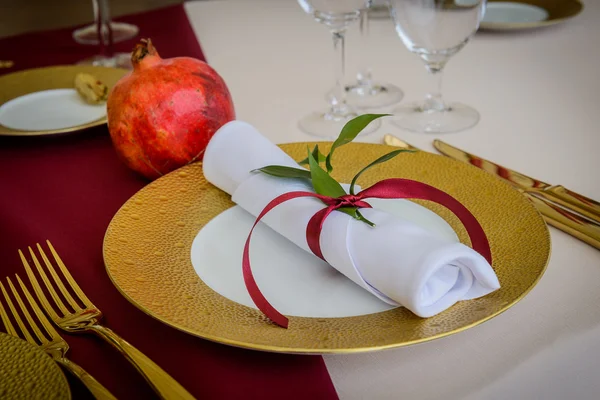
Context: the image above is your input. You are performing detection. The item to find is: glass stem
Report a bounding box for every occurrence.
[329,29,350,116]
[423,67,446,112]
[356,9,373,87]
[98,0,114,56]
[92,0,106,56]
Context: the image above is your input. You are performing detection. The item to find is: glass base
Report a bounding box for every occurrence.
[345,83,404,109]
[390,102,480,134]
[299,108,381,139]
[73,22,139,45]
[77,53,132,70]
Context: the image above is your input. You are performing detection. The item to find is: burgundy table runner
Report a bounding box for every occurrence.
[0,5,337,399]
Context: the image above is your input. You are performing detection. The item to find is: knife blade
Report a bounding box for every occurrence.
[383,134,600,250]
[433,140,600,225]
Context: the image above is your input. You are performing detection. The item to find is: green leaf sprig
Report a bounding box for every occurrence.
[253,114,416,227]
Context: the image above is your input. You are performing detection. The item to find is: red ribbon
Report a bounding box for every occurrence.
[243,178,492,328]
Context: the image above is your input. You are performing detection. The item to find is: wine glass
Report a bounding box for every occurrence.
[389,0,486,133]
[73,0,139,69]
[298,0,381,138]
[345,3,404,109]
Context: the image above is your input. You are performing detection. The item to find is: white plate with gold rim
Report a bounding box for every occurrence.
[0,65,127,136]
[103,142,550,354]
[479,0,583,31]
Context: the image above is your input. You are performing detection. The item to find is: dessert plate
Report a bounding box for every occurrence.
[0,65,127,136]
[103,142,550,354]
[480,0,583,30]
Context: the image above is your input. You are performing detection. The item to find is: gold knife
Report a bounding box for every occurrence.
[383,134,600,250]
[433,140,600,224]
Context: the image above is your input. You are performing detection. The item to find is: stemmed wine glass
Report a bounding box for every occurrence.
[345,3,404,109]
[389,0,486,133]
[297,0,381,138]
[73,0,139,69]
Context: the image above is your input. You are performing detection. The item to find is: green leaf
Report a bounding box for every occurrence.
[312,145,322,164]
[298,145,327,166]
[337,206,359,219]
[308,147,346,198]
[349,149,415,195]
[252,165,312,180]
[325,114,390,173]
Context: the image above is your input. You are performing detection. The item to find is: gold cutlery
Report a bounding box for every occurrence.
[0,275,117,399]
[383,134,600,250]
[433,140,600,224]
[19,241,196,400]
[383,134,419,151]
[0,60,14,68]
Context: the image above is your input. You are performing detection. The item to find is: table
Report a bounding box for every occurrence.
[0,5,336,399]
[184,1,600,398]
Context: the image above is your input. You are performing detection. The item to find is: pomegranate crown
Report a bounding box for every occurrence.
[131,38,159,65]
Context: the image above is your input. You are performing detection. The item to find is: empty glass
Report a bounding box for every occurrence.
[297,0,381,138]
[73,0,139,69]
[345,4,404,109]
[389,0,486,133]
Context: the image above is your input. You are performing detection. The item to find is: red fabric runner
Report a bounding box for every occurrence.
[0,5,338,399]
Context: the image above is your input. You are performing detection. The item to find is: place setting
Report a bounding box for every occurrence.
[98,0,597,356]
[0,65,126,137]
[0,0,598,398]
[0,0,133,137]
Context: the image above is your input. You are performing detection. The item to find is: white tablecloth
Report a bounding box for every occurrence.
[185,1,600,398]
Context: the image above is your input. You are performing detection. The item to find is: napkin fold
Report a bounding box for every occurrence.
[203,121,500,317]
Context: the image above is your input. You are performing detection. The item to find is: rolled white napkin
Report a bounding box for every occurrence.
[203,121,500,317]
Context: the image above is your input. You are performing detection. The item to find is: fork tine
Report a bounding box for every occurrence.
[15,274,61,341]
[6,276,49,345]
[0,280,35,344]
[30,244,81,312]
[19,249,64,320]
[46,240,93,307]
[0,291,18,337]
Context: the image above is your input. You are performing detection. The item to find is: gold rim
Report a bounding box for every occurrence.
[103,142,551,354]
[0,333,71,399]
[480,0,583,31]
[0,65,128,137]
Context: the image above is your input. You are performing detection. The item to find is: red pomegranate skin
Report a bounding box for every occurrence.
[107,39,235,180]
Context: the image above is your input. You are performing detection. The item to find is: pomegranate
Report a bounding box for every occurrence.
[107,39,235,180]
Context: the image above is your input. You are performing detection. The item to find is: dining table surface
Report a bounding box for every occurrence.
[184,0,600,399]
[1,0,599,399]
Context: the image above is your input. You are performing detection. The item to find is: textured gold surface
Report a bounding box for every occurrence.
[0,65,127,136]
[0,333,70,399]
[103,142,551,354]
[480,0,583,31]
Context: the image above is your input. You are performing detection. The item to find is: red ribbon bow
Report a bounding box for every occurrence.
[243,178,492,328]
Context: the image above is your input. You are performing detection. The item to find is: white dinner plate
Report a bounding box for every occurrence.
[191,198,459,319]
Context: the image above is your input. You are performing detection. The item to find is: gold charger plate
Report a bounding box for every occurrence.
[0,333,71,399]
[103,142,551,354]
[480,0,583,31]
[0,65,127,136]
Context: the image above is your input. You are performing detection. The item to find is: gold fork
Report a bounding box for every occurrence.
[20,241,195,400]
[0,274,117,399]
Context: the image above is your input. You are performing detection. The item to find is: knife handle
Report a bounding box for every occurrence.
[526,194,600,250]
[530,187,600,225]
[383,135,600,249]
[546,185,600,218]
